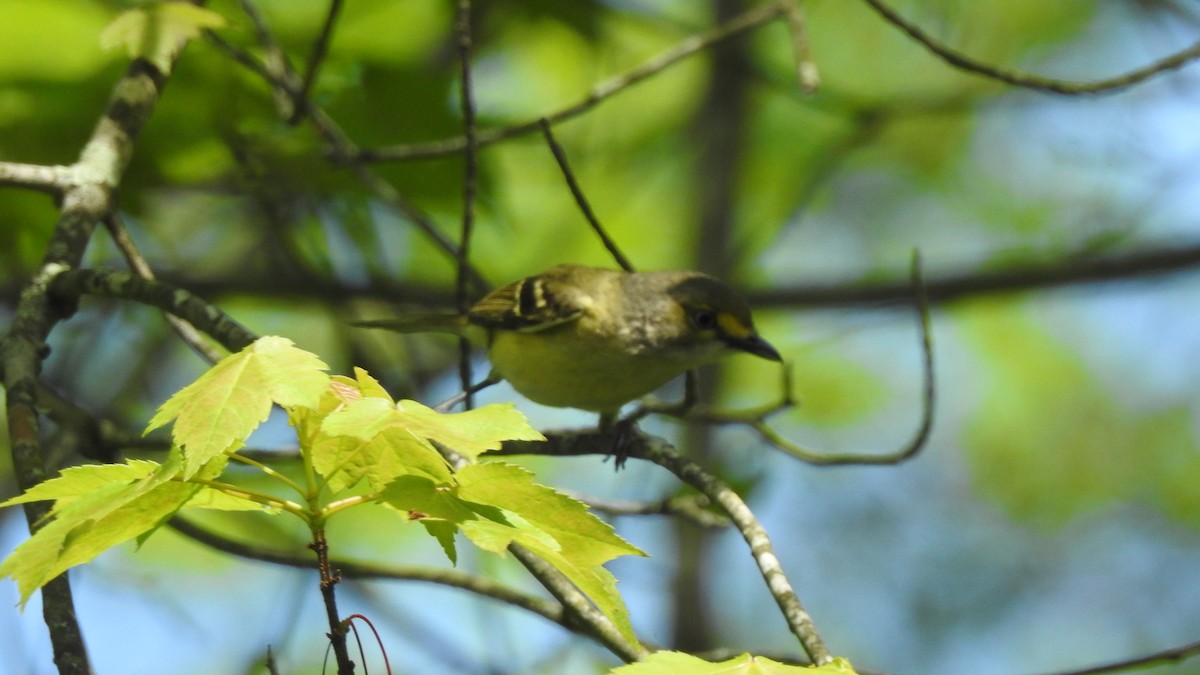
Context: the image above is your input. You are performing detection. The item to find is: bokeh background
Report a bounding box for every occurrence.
[3,1,1200,673]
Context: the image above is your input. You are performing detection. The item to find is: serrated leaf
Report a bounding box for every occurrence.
[99,3,226,72]
[609,652,857,674]
[420,520,459,564]
[145,336,329,479]
[321,397,544,460]
[457,463,645,563]
[379,464,643,644]
[394,399,545,459]
[456,462,645,645]
[379,475,484,524]
[353,366,393,401]
[0,459,159,510]
[317,397,454,491]
[0,460,196,607]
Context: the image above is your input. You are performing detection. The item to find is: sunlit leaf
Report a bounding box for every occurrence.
[0,459,160,510]
[99,3,226,72]
[393,399,545,459]
[145,336,329,479]
[0,460,195,607]
[610,652,857,674]
[456,462,645,644]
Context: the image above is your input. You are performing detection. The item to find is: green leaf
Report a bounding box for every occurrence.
[420,520,460,565]
[317,397,454,491]
[322,397,545,459]
[0,459,159,510]
[145,336,329,479]
[351,366,393,401]
[457,463,644,564]
[316,390,543,491]
[609,652,857,674]
[393,399,546,459]
[99,2,226,72]
[456,463,645,644]
[0,460,196,607]
[379,475,481,523]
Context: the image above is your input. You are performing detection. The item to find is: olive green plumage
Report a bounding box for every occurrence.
[352,264,780,414]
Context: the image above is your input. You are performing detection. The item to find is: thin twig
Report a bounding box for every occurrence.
[538,119,634,272]
[494,430,832,665]
[288,0,345,124]
[359,0,793,162]
[754,249,934,465]
[311,528,355,674]
[47,268,257,353]
[0,162,76,193]
[563,491,729,529]
[862,0,1200,95]
[750,240,1200,309]
[167,517,568,626]
[456,0,479,408]
[2,48,181,674]
[103,213,225,363]
[1044,637,1200,675]
[237,0,305,117]
[784,1,820,92]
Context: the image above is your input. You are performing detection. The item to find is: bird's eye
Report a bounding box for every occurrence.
[690,309,717,330]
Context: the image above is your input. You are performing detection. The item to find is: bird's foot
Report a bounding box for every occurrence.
[601,416,640,471]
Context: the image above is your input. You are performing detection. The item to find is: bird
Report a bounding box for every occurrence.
[352,264,781,447]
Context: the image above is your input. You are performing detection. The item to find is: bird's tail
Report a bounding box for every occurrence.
[349,314,471,336]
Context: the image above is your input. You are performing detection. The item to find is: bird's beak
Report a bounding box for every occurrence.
[727,333,782,362]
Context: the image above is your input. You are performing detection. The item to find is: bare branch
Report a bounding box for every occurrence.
[103,213,224,364]
[862,0,1200,95]
[564,491,730,529]
[1045,637,1200,675]
[784,1,820,92]
[538,119,635,272]
[0,162,75,193]
[456,0,479,407]
[288,0,345,124]
[210,2,490,292]
[495,430,833,665]
[167,517,567,626]
[47,268,257,353]
[750,241,1200,309]
[2,45,182,674]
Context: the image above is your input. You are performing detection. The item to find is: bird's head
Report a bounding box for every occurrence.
[661,272,781,363]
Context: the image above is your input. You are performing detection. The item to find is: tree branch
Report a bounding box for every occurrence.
[1045,637,1200,675]
[2,46,181,675]
[496,430,833,665]
[287,0,344,124]
[455,0,479,407]
[750,241,1200,309]
[539,119,635,272]
[47,268,257,353]
[862,0,1200,95]
[102,213,225,363]
[0,162,76,193]
[165,517,596,651]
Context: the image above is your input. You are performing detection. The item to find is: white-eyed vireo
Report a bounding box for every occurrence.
[354,264,781,417]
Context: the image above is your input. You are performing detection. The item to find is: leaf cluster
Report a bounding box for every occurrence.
[0,336,646,644]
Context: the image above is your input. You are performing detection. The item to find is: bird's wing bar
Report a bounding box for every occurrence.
[469,275,583,332]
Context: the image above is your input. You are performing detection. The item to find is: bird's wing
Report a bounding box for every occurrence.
[469,272,585,332]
